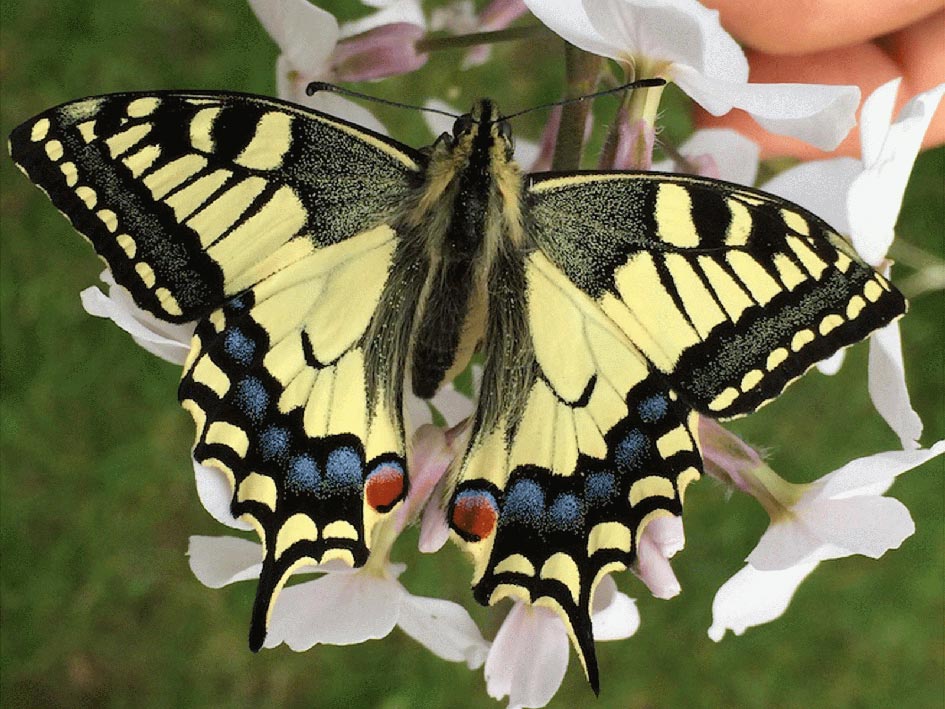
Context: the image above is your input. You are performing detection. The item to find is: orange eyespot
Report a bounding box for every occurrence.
[450,490,499,541]
[365,462,406,511]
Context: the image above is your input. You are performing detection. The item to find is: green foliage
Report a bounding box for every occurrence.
[1,1,942,707]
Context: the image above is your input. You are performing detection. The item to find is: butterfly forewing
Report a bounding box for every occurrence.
[526,171,906,418]
[9,91,424,321]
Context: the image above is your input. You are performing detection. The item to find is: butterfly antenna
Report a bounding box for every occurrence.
[502,77,666,121]
[306,81,461,120]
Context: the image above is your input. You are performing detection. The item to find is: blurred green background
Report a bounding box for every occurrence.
[1,2,942,707]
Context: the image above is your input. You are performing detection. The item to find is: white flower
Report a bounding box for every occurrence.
[485,575,639,708]
[708,440,945,641]
[249,0,427,132]
[524,0,859,150]
[80,270,195,365]
[763,79,945,448]
[633,513,684,598]
[188,425,488,665]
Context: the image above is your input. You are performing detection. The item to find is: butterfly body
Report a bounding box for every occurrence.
[10,90,906,689]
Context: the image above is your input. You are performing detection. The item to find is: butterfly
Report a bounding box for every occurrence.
[9,87,905,690]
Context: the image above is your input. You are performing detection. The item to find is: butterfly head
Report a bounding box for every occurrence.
[446,99,514,162]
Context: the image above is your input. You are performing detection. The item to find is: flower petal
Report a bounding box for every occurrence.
[485,602,570,709]
[868,320,923,449]
[761,157,862,234]
[266,570,403,650]
[250,0,339,73]
[815,441,945,500]
[397,593,490,668]
[187,535,262,588]
[848,82,945,266]
[816,349,846,376]
[418,475,451,553]
[858,78,900,168]
[800,496,915,561]
[708,560,819,641]
[523,0,616,58]
[676,67,859,149]
[395,424,455,532]
[635,521,682,598]
[194,458,253,530]
[744,514,825,571]
[340,0,426,37]
[652,128,760,185]
[585,0,746,79]
[80,274,194,364]
[591,575,640,641]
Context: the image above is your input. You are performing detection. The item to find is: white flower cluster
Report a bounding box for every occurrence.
[78,1,943,706]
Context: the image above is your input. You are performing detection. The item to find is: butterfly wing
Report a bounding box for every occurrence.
[9,91,424,321]
[525,171,906,418]
[448,249,701,690]
[10,92,428,648]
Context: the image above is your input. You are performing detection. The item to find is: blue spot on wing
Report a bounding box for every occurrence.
[287,454,321,493]
[235,377,268,421]
[638,394,668,422]
[502,479,545,526]
[224,328,255,366]
[260,426,290,460]
[548,493,583,532]
[584,471,617,505]
[615,429,649,471]
[326,446,363,489]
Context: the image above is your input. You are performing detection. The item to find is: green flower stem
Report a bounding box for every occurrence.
[552,44,603,171]
[415,25,545,53]
[741,462,808,520]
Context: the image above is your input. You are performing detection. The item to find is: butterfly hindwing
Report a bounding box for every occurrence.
[526,171,906,418]
[9,91,424,321]
[448,250,701,689]
[179,225,416,649]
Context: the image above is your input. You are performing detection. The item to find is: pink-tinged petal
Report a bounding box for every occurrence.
[858,78,901,168]
[868,320,922,449]
[585,0,746,80]
[848,82,945,266]
[816,349,846,376]
[418,475,451,552]
[698,418,765,494]
[397,593,491,668]
[429,383,477,427]
[187,536,262,588]
[708,560,819,641]
[815,441,945,500]
[523,0,616,59]
[485,602,570,709]
[761,157,861,234]
[602,114,655,170]
[80,273,195,364]
[683,128,759,185]
[267,570,403,650]
[645,514,686,558]
[340,0,426,37]
[635,520,682,598]
[333,23,427,83]
[249,0,339,73]
[193,459,253,530]
[395,425,455,531]
[480,0,528,30]
[591,575,640,641]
